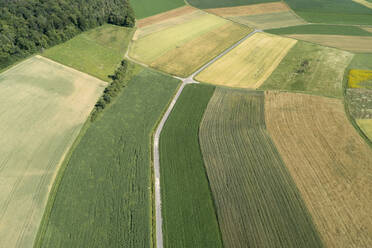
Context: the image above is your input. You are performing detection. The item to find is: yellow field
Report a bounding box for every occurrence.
[357,119,372,140]
[205,2,290,16]
[129,10,252,77]
[195,33,297,88]
[265,91,372,248]
[348,69,372,88]
[353,0,372,9]
[287,34,372,52]
[0,56,105,247]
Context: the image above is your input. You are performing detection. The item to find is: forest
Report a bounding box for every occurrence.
[0,0,135,70]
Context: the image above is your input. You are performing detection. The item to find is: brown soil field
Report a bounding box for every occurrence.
[205,2,290,17]
[265,91,372,248]
[137,6,196,28]
[287,34,372,52]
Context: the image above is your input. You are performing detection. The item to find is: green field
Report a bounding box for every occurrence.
[284,0,372,25]
[159,84,223,248]
[35,67,180,247]
[267,24,372,36]
[131,0,185,19]
[260,41,353,98]
[43,24,133,81]
[347,53,372,69]
[0,56,105,248]
[188,0,274,9]
[199,88,324,248]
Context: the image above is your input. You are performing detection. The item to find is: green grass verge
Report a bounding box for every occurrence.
[131,0,185,19]
[187,0,274,9]
[199,88,324,248]
[34,67,180,247]
[259,41,353,98]
[43,24,133,81]
[266,24,372,36]
[159,83,223,248]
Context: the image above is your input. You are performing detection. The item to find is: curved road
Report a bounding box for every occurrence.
[152,29,261,248]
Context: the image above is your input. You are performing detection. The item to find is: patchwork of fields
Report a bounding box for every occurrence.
[199,88,324,248]
[265,92,372,247]
[0,56,105,248]
[196,32,297,88]
[159,84,223,247]
[129,7,252,77]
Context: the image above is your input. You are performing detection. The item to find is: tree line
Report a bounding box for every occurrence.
[0,0,135,70]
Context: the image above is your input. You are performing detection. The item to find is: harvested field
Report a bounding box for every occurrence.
[130,11,251,77]
[205,2,290,17]
[36,68,180,247]
[228,11,305,29]
[199,88,324,248]
[286,34,372,53]
[43,24,133,81]
[131,0,185,19]
[260,41,353,98]
[353,0,372,9]
[265,91,372,248]
[137,6,195,28]
[159,84,223,247]
[195,33,296,88]
[0,56,105,248]
[357,119,372,140]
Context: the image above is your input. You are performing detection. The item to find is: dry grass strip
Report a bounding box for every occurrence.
[205,2,290,17]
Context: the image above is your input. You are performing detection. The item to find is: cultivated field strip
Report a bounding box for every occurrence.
[0,56,105,248]
[159,84,223,247]
[265,91,372,248]
[199,88,324,248]
[36,68,180,247]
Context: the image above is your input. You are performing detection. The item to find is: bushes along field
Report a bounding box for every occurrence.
[267,24,372,36]
[265,91,372,248]
[43,24,133,81]
[159,84,223,248]
[0,0,134,71]
[35,68,180,248]
[260,41,353,98]
[199,88,324,248]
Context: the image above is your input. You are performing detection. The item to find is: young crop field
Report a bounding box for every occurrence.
[353,0,372,9]
[284,0,372,25]
[0,55,105,248]
[199,88,324,248]
[267,24,372,36]
[129,10,252,77]
[131,0,185,19]
[260,41,353,98]
[159,84,223,248]
[35,67,180,247]
[195,32,297,88]
[357,119,372,140]
[265,91,372,248]
[188,0,274,9]
[43,24,133,81]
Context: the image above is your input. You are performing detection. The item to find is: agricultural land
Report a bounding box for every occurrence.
[260,41,353,98]
[206,2,306,29]
[131,0,185,19]
[43,24,134,81]
[199,88,324,248]
[187,0,274,9]
[129,8,252,77]
[265,91,372,248]
[0,55,105,248]
[35,68,180,248]
[195,32,297,88]
[159,84,223,248]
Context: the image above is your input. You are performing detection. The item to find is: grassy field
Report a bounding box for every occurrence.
[131,0,185,19]
[199,88,324,248]
[260,41,353,98]
[357,119,372,140]
[267,24,372,36]
[159,84,223,248]
[353,0,372,9]
[188,0,274,9]
[130,11,251,77]
[265,91,372,248]
[196,33,296,88]
[43,24,133,81]
[284,0,372,25]
[0,56,105,248]
[35,68,180,247]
